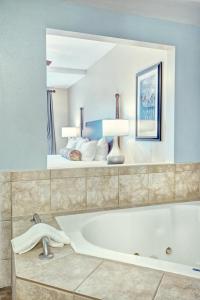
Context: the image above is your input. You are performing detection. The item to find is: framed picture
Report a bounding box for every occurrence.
[136,62,162,141]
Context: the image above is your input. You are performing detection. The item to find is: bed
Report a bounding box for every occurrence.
[47,120,111,169]
[47,155,107,169]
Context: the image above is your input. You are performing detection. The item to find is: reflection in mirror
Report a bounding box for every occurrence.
[46,30,175,169]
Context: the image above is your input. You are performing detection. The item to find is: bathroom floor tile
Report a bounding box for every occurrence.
[154,273,200,300]
[76,260,163,300]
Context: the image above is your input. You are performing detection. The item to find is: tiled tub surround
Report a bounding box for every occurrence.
[0,172,11,299]
[10,163,200,218]
[0,162,200,299]
[13,217,200,300]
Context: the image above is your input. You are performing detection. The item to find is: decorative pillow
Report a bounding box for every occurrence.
[60,148,71,159]
[80,141,97,161]
[66,137,78,150]
[95,138,108,161]
[69,150,81,161]
[75,137,89,151]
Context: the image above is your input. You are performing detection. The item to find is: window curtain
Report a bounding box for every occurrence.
[47,90,56,155]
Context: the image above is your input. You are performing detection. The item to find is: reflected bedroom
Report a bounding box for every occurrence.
[46,29,175,169]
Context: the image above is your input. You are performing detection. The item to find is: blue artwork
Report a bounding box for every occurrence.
[139,74,156,121]
[136,62,162,140]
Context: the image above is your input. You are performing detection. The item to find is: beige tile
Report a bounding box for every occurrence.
[149,164,175,173]
[87,176,118,209]
[51,168,86,179]
[76,260,163,300]
[0,221,11,260]
[86,167,118,177]
[155,273,200,300]
[12,180,50,217]
[15,245,73,278]
[148,172,175,203]
[119,165,148,175]
[175,170,199,201]
[19,253,102,292]
[51,178,86,212]
[175,163,199,172]
[74,295,98,300]
[119,174,148,206]
[0,287,12,300]
[0,182,11,221]
[0,173,10,183]
[16,279,73,300]
[0,260,11,288]
[11,170,50,181]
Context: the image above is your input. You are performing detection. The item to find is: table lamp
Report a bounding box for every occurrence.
[62,127,80,138]
[102,119,129,164]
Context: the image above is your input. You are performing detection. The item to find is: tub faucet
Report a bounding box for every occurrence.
[31,213,54,260]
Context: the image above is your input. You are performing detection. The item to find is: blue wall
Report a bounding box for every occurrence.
[0,0,200,170]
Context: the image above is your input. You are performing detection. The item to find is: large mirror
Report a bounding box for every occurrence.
[46,29,175,169]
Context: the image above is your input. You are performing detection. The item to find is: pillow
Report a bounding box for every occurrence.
[80,141,97,161]
[66,137,77,150]
[95,138,108,161]
[60,148,71,159]
[69,150,81,161]
[75,137,89,151]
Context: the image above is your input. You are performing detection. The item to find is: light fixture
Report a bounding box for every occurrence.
[62,127,80,138]
[102,119,129,164]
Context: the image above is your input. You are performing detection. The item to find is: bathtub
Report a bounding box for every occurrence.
[56,201,200,279]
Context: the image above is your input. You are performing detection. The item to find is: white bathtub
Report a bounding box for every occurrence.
[56,201,200,278]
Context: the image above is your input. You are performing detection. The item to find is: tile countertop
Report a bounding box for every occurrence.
[13,216,200,300]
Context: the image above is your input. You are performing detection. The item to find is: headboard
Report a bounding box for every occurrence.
[85,120,113,144]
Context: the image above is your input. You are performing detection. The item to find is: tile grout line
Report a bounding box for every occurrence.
[74,260,104,293]
[152,272,165,300]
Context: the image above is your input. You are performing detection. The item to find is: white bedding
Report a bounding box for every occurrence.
[47,155,107,169]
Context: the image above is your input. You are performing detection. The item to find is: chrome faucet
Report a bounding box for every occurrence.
[31,213,54,260]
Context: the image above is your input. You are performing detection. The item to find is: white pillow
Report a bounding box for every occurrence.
[66,137,77,149]
[80,141,97,161]
[75,137,89,151]
[95,138,108,161]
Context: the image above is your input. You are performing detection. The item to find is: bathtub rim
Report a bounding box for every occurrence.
[56,200,200,279]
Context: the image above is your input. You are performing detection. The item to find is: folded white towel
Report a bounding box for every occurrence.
[11,223,70,254]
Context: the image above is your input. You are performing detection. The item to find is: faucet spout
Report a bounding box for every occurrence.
[31,213,54,260]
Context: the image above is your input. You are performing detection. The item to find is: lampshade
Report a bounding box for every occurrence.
[62,127,79,137]
[103,119,129,137]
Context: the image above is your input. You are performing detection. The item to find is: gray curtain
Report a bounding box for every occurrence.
[47,91,56,155]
